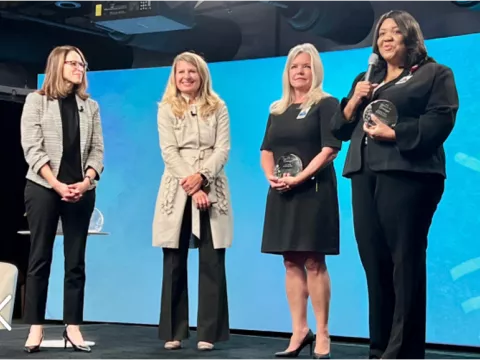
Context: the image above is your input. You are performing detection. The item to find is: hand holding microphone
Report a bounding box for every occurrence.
[352,81,378,104]
[351,53,379,106]
[343,53,379,122]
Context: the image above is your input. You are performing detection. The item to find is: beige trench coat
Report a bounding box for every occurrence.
[152,100,233,249]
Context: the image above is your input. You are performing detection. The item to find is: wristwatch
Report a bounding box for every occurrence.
[85,175,94,186]
[199,173,209,187]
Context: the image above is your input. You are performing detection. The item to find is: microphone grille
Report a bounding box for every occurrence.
[368,53,379,65]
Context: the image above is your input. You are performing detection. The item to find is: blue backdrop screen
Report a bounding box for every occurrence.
[40,33,480,347]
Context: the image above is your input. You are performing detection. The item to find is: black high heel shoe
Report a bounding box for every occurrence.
[313,352,331,359]
[274,329,315,358]
[313,336,331,359]
[62,328,91,353]
[24,331,44,353]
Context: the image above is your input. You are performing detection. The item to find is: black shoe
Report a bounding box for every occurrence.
[24,332,44,353]
[313,336,331,358]
[63,328,91,353]
[274,329,315,358]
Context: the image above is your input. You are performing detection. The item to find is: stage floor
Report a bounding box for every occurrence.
[1,323,479,359]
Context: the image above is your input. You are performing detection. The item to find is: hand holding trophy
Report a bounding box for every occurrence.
[272,153,304,192]
[362,99,398,142]
[363,99,398,128]
[274,153,303,178]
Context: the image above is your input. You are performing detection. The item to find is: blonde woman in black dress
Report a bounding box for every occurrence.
[260,43,341,359]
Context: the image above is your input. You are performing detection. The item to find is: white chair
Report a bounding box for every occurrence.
[0,262,18,331]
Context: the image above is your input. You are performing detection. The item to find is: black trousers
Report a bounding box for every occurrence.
[351,152,444,359]
[23,180,95,325]
[158,197,230,343]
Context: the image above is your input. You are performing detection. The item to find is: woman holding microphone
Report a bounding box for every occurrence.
[331,10,459,359]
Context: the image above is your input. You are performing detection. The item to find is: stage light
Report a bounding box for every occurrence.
[55,1,81,9]
[450,0,480,10]
[265,1,375,45]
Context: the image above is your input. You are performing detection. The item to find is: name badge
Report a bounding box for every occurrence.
[396,75,413,85]
[297,107,311,119]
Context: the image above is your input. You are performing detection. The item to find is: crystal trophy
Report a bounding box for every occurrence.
[274,153,303,178]
[55,207,104,234]
[363,99,398,128]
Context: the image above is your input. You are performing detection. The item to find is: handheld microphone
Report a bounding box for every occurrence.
[364,53,379,83]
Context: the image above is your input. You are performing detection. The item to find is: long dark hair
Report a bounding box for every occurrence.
[372,10,431,70]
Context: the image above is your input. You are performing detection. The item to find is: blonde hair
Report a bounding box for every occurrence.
[160,52,222,118]
[38,45,89,101]
[270,43,329,115]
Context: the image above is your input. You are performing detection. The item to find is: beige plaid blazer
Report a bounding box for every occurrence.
[20,92,104,188]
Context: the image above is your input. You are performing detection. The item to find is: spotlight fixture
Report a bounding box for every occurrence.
[265,1,375,45]
[55,1,81,9]
[451,1,480,8]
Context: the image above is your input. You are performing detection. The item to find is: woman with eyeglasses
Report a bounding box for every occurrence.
[21,45,104,353]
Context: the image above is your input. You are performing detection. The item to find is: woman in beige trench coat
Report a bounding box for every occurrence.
[152,51,233,351]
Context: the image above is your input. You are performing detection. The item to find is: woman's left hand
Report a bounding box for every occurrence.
[278,173,301,192]
[363,114,396,141]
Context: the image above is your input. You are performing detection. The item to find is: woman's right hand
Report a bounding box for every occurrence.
[351,81,378,105]
[343,81,378,121]
[192,190,211,211]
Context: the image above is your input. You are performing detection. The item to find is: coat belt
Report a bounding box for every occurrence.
[178,148,214,162]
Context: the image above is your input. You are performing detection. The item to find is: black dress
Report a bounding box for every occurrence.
[260,96,342,255]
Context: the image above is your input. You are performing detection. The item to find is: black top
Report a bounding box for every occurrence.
[259,97,342,255]
[57,92,83,184]
[331,60,459,179]
[261,96,342,165]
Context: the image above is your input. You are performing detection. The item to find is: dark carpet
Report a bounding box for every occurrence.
[1,323,479,359]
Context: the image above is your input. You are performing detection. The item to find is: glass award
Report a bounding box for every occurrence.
[274,153,303,177]
[363,99,398,128]
[56,207,104,234]
[89,208,104,232]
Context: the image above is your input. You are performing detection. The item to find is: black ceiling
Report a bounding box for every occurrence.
[1,0,480,73]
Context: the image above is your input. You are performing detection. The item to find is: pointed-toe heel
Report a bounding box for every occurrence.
[62,329,91,353]
[313,352,331,359]
[274,329,315,358]
[24,343,42,354]
[197,341,214,351]
[164,340,181,350]
[24,332,44,353]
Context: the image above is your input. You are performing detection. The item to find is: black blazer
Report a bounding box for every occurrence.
[331,60,459,179]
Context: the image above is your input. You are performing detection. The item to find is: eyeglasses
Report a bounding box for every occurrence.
[64,60,88,70]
